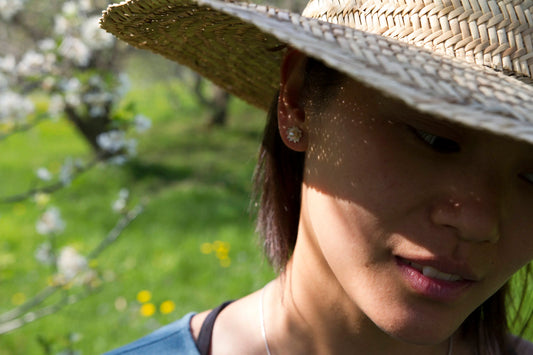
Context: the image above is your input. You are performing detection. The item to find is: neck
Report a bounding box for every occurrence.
[264,240,455,355]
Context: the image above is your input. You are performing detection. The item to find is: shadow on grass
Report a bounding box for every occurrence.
[125,160,194,183]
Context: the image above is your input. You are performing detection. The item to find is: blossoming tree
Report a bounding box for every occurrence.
[0,0,149,336]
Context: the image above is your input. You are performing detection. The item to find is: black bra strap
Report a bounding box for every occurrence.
[196,301,234,355]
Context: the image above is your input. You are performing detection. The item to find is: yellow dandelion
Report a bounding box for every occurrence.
[160,300,176,315]
[213,240,230,251]
[137,290,152,303]
[11,292,26,306]
[220,257,231,268]
[140,303,156,317]
[216,250,229,260]
[215,241,230,258]
[200,242,213,254]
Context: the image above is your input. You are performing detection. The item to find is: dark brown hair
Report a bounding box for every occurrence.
[253,57,343,270]
[252,57,531,353]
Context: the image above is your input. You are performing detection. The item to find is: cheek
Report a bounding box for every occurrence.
[305,117,418,215]
[304,187,391,272]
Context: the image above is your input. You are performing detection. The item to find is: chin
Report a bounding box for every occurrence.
[369,305,463,346]
[384,326,453,346]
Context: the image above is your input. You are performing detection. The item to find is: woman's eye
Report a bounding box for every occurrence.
[410,127,461,153]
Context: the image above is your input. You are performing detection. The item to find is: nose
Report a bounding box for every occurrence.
[429,175,501,244]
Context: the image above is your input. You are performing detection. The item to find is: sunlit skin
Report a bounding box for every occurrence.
[190,52,533,354]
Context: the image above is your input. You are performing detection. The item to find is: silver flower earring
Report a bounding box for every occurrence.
[286,126,302,143]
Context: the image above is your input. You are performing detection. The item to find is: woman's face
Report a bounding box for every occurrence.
[297,78,533,344]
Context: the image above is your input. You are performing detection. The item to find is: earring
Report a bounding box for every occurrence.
[286,126,302,143]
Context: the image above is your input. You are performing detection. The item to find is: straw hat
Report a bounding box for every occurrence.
[100,0,533,143]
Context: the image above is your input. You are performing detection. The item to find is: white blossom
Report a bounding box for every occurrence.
[62,77,81,92]
[0,73,7,90]
[79,0,94,12]
[125,139,137,156]
[17,51,46,77]
[36,167,52,181]
[112,188,129,213]
[97,131,123,153]
[34,242,55,265]
[83,91,112,118]
[57,246,87,281]
[34,192,51,207]
[81,16,114,50]
[38,38,57,52]
[84,91,110,105]
[53,15,70,36]
[61,1,79,17]
[0,0,25,21]
[90,105,105,118]
[0,91,34,123]
[0,55,16,73]
[65,92,81,107]
[59,37,91,67]
[107,155,128,165]
[114,73,131,98]
[133,114,152,133]
[44,53,57,70]
[97,130,138,164]
[97,130,132,154]
[61,78,82,107]
[36,207,65,236]
[42,76,56,91]
[88,75,104,88]
[59,157,81,186]
[48,95,65,117]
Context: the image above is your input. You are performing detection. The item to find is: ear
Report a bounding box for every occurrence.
[278,49,308,152]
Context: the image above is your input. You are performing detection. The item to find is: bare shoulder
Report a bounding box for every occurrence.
[188,292,262,348]
[509,334,533,355]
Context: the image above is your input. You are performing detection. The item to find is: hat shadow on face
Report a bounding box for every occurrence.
[300,73,533,244]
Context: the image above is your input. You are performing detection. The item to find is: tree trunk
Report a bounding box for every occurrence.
[192,74,230,127]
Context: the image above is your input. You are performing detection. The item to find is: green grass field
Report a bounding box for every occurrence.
[0,54,275,354]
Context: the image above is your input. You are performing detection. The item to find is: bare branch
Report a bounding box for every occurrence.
[0,114,49,142]
[0,203,145,334]
[0,291,91,334]
[88,203,144,260]
[0,156,100,204]
[0,286,60,325]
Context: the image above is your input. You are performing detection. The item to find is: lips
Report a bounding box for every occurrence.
[405,260,462,282]
[396,256,479,282]
[395,256,476,301]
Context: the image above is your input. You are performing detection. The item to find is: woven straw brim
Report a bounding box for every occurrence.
[100,0,533,144]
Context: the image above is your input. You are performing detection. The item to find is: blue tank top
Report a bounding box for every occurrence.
[103,313,199,355]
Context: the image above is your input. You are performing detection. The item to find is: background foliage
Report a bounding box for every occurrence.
[0,0,283,352]
[0,47,276,353]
